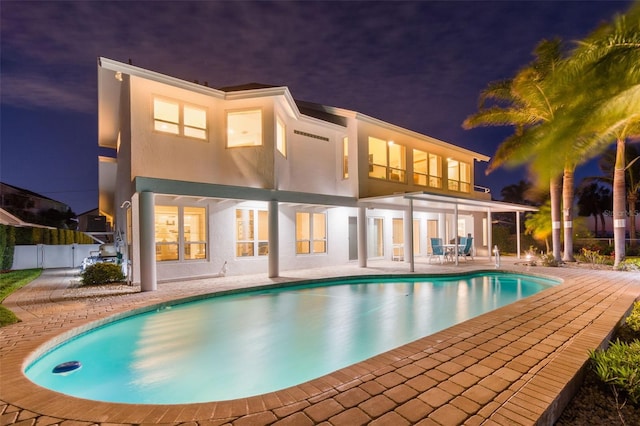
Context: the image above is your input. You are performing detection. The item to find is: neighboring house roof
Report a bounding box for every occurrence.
[0,207,54,228]
[1,182,60,204]
[0,181,75,228]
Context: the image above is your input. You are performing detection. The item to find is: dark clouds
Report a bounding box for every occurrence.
[0,1,633,212]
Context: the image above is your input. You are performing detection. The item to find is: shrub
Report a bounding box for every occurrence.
[617,258,640,272]
[589,339,640,405]
[81,263,125,285]
[626,301,640,333]
[577,247,612,267]
[540,253,559,267]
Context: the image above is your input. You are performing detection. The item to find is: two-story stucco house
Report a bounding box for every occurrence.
[97,57,533,290]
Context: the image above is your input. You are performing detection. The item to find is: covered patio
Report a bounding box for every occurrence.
[359,191,538,270]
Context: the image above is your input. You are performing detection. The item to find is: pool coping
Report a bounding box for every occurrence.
[2,260,639,425]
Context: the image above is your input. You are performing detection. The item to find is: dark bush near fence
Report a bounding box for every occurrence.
[0,224,16,271]
[81,263,125,285]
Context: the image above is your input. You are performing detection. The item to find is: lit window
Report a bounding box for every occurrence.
[184,207,206,260]
[154,98,207,140]
[296,211,327,254]
[183,106,207,139]
[155,206,179,261]
[429,153,442,188]
[413,219,420,254]
[367,217,384,258]
[368,137,406,182]
[392,218,403,260]
[447,159,471,192]
[153,99,180,135]
[342,137,349,179]
[276,117,286,157]
[155,205,207,261]
[235,209,269,257]
[227,109,262,147]
[413,149,441,188]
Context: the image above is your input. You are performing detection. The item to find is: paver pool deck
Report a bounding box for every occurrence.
[1,258,639,426]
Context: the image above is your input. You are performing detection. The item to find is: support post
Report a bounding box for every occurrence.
[358,206,367,268]
[268,199,279,278]
[516,211,521,260]
[405,200,414,272]
[487,209,493,261]
[454,203,459,266]
[139,191,157,292]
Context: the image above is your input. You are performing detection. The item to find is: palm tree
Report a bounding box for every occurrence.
[525,201,552,254]
[464,39,568,262]
[501,179,536,205]
[576,182,611,238]
[564,4,640,265]
[597,145,640,246]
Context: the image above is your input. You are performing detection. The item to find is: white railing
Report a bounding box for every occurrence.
[474,185,491,194]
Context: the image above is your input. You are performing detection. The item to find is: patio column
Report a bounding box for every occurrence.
[139,191,157,292]
[487,208,493,261]
[516,211,521,259]
[454,203,459,265]
[268,199,279,278]
[358,206,367,268]
[404,200,414,272]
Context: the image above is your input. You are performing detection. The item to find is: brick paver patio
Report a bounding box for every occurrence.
[1,258,639,425]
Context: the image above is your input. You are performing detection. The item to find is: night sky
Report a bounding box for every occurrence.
[1,1,633,214]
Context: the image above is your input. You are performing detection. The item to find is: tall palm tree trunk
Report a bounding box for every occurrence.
[562,167,575,261]
[550,176,562,261]
[613,138,627,266]
[628,191,637,247]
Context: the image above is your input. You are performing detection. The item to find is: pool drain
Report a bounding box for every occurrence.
[52,360,81,374]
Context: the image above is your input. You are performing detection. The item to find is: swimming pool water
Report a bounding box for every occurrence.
[25,272,558,404]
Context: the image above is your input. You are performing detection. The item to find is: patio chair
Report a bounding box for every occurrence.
[429,238,447,264]
[459,237,474,260]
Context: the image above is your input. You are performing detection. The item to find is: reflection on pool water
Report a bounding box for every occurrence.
[25,272,558,404]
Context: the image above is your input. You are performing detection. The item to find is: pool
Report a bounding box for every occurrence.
[24,272,558,404]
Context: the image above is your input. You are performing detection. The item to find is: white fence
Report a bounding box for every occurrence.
[12,244,101,270]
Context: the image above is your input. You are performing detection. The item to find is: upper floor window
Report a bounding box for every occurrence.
[368,137,406,182]
[236,208,269,257]
[227,109,262,147]
[342,137,349,179]
[276,117,286,157]
[447,159,471,192]
[413,149,441,188]
[296,211,327,254]
[153,98,207,140]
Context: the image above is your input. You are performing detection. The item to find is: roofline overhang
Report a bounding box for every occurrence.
[359,192,537,214]
[134,177,359,208]
[133,178,535,214]
[315,104,491,163]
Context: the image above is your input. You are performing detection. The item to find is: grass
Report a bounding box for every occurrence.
[0,269,42,327]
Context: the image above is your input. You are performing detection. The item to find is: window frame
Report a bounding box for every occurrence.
[412,149,442,188]
[235,208,269,257]
[226,108,263,148]
[368,137,406,183]
[276,116,286,157]
[342,136,349,179]
[154,205,207,262]
[447,159,471,192]
[153,97,208,141]
[296,211,327,255]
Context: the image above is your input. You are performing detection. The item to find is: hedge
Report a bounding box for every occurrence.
[0,224,94,271]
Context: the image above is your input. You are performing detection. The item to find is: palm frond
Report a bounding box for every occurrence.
[463,107,541,129]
